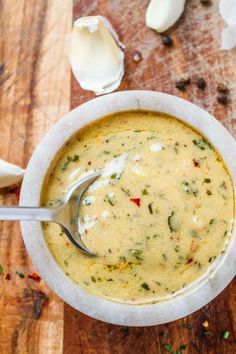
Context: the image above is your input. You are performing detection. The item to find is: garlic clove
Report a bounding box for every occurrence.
[0,159,25,188]
[70,16,124,95]
[219,0,236,25]
[145,0,186,33]
[221,24,236,50]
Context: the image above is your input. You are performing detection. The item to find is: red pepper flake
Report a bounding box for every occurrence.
[28,272,41,282]
[186,257,193,265]
[130,198,141,207]
[5,273,11,280]
[88,161,92,165]
[193,159,200,168]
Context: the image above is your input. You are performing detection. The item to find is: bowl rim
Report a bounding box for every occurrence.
[20,90,236,326]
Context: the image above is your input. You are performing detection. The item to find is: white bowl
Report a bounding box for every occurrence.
[20,91,236,326]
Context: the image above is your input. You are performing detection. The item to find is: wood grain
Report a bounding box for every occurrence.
[64,1,236,354]
[0,0,236,353]
[0,1,72,353]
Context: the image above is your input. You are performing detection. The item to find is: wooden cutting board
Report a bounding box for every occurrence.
[0,0,235,353]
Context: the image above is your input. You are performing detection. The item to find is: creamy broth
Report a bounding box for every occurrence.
[42,111,234,304]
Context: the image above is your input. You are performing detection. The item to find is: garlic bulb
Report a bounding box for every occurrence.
[220,0,236,50]
[146,0,186,33]
[0,159,25,188]
[70,16,125,95]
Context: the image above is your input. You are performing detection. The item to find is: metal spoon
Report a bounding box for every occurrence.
[0,172,101,256]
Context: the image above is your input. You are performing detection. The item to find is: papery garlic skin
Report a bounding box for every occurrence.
[0,159,25,188]
[219,0,236,50]
[146,0,186,33]
[220,0,236,25]
[70,16,124,95]
[221,24,236,50]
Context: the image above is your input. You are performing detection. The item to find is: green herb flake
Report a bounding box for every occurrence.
[111,173,117,179]
[206,190,212,195]
[91,276,96,283]
[16,271,25,278]
[221,331,230,340]
[192,138,212,150]
[162,253,167,261]
[129,249,143,261]
[190,230,198,238]
[148,202,153,214]
[168,211,179,232]
[141,282,150,291]
[204,331,211,337]
[179,344,187,351]
[106,195,115,206]
[204,178,211,183]
[142,188,149,195]
[163,343,174,353]
[61,154,80,171]
[121,187,131,196]
[182,180,198,196]
[0,264,4,274]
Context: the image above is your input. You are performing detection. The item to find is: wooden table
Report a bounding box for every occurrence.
[0,1,235,353]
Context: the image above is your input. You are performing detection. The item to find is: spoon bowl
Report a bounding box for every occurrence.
[0,172,100,256]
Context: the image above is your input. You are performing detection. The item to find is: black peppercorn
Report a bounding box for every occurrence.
[176,80,186,91]
[162,34,173,47]
[217,93,230,106]
[175,77,191,91]
[182,77,191,85]
[217,83,229,94]
[200,0,212,6]
[196,77,207,90]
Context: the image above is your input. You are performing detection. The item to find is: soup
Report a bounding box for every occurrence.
[42,111,234,304]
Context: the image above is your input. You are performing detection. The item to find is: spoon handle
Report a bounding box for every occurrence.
[0,206,54,222]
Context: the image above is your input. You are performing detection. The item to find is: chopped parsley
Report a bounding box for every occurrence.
[106,195,115,206]
[121,187,131,196]
[168,211,179,232]
[192,138,212,150]
[142,188,149,195]
[182,180,198,196]
[129,249,143,261]
[61,154,79,171]
[148,202,153,214]
[16,271,25,278]
[0,264,3,274]
[111,173,117,179]
[163,343,187,354]
[221,331,230,340]
[163,344,173,353]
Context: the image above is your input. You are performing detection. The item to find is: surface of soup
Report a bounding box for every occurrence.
[42,111,234,304]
